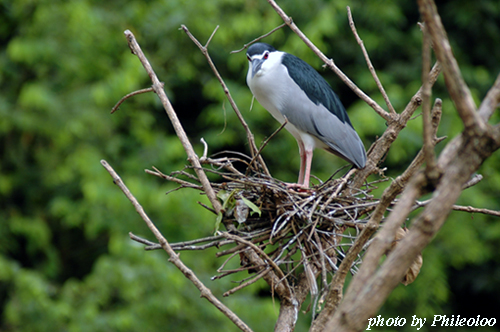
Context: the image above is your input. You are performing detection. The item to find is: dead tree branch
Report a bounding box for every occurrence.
[323,1,500,331]
[418,0,486,136]
[478,72,500,121]
[180,25,270,177]
[347,6,395,115]
[264,0,390,122]
[420,24,438,176]
[101,160,253,332]
[310,100,443,332]
[231,23,287,54]
[123,30,222,214]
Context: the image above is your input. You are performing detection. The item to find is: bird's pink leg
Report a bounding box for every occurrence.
[286,143,309,190]
[297,144,306,185]
[302,148,313,188]
[286,143,313,190]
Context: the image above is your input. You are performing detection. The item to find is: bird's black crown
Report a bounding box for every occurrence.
[246,42,276,57]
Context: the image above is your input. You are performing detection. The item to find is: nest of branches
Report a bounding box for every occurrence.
[140,150,388,297]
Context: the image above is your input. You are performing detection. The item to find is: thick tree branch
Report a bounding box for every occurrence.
[478,72,500,121]
[322,1,500,330]
[421,24,438,175]
[310,101,442,332]
[326,130,500,332]
[418,0,486,136]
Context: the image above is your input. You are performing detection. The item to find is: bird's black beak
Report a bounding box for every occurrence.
[251,58,265,78]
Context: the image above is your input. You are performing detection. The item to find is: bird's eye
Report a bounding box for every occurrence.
[263,51,269,60]
[246,54,252,62]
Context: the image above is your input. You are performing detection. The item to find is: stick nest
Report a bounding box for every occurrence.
[146,152,386,294]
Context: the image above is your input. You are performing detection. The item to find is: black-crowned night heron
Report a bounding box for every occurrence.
[246,42,366,188]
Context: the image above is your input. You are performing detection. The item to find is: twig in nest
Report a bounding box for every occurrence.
[221,232,291,296]
[223,268,272,296]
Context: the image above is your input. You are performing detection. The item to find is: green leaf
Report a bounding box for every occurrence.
[214,212,223,234]
[240,196,261,217]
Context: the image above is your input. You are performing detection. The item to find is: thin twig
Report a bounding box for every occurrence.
[347,7,395,115]
[220,232,293,299]
[231,23,287,54]
[246,118,288,176]
[223,268,272,296]
[110,87,156,114]
[418,0,485,136]
[350,62,442,189]
[145,168,203,189]
[265,0,391,122]
[180,25,270,177]
[450,205,500,217]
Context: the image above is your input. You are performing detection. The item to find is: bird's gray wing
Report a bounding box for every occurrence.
[282,53,352,126]
[280,77,366,168]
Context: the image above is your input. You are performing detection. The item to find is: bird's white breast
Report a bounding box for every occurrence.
[247,53,326,151]
[247,52,289,124]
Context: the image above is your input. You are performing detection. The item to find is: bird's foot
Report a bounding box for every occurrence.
[285,183,312,192]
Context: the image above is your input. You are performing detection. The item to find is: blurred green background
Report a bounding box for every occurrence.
[1,0,500,331]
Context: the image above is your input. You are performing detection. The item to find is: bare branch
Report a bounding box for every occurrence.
[145,167,203,190]
[418,0,486,136]
[110,87,155,114]
[462,173,483,190]
[327,129,499,332]
[347,6,395,115]
[264,0,390,121]
[101,160,253,332]
[322,2,500,328]
[478,72,500,121]
[180,25,271,177]
[123,30,222,214]
[221,232,292,298]
[311,102,442,332]
[450,205,500,217]
[231,23,287,54]
[246,118,288,176]
[420,24,438,175]
[223,268,272,297]
[350,62,442,189]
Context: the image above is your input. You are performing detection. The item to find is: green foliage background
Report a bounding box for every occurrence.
[1,0,499,331]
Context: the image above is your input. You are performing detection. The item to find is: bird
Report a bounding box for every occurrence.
[245,42,366,188]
